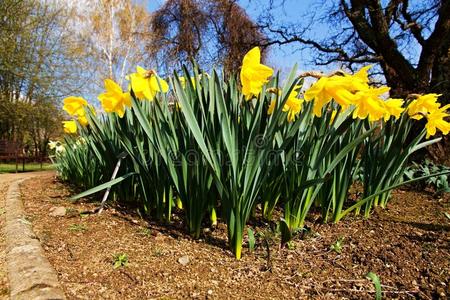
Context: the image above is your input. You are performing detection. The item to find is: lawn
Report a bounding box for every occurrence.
[0,162,55,173]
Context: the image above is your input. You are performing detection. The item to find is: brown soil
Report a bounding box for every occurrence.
[20,173,449,300]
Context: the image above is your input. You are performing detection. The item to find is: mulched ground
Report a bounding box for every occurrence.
[21,173,449,299]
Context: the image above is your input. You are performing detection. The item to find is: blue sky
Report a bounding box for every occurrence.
[239,0,331,72]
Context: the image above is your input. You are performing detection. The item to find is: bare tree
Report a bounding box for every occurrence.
[149,0,267,74]
[257,0,450,100]
[71,0,152,87]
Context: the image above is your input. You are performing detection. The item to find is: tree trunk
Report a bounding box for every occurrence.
[430,44,450,104]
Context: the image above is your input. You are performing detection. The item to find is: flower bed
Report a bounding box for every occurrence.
[52,47,450,259]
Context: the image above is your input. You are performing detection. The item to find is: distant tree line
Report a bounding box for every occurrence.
[0,0,87,158]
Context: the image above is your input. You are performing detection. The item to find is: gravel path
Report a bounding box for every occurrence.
[0,171,56,300]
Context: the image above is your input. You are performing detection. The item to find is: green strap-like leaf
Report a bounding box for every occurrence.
[70,172,135,200]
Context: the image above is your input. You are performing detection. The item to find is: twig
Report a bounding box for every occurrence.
[298,70,346,79]
[321,278,367,283]
[263,237,272,272]
[318,288,418,295]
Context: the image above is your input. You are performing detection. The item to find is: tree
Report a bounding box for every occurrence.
[258,0,450,100]
[150,0,267,74]
[71,0,152,86]
[0,0,81,156]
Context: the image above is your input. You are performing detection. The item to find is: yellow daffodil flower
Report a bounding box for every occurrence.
[98,79,131,118]
[352,86,390,121]
[350,65,372,91]
[424,104,450,138]
[383,98,405,121]
[267,86,303,122]
[304,66,372,117]
[63,96,88,116]
[284,98,303,122]
[77,105,96,126]
[407,93,442,120]
[179,76,196,89]
[304,76,359,117]
[406,94,449,137]
[62,120,77,134]
[77,115,89,126]
[305,77,354,115]
[128,66,169,101]
[284,88,304,122]
[240,47,274,100]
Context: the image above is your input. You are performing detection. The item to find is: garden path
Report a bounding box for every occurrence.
[0,171,56,300]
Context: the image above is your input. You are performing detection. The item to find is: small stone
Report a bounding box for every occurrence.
[178,255,190,266]
[49,206,66,217]
[207,289,213,295]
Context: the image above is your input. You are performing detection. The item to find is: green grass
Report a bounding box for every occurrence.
[0,162,55,173]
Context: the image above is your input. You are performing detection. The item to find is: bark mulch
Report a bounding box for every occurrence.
[21,173,449,299]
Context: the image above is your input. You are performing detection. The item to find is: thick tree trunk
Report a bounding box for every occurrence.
[380,62,420,98]
[430,44,450,104]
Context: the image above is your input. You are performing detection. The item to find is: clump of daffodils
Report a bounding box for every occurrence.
[55,46,450,260]
[62,96,95,132]
[93,67,170,118]
[60,47,449,139]
[303,65,404,122]
[298,65,448,138]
